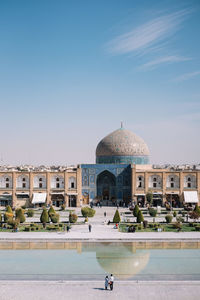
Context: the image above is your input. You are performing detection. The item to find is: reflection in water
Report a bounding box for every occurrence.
[0,241,199,280]
[94,244,149,279]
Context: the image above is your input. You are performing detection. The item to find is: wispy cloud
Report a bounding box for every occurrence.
[139,55,191,70]
[107,9,191,55]
[174,71,200,82]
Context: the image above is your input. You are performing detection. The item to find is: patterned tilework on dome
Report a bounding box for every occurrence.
[96,127,150,164]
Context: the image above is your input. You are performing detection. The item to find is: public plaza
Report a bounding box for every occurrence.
[0,127,200,300]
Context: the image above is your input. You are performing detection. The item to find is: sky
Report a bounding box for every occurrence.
[0,0,199,166]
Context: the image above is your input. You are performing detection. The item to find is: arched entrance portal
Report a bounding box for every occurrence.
[97,170,116,205]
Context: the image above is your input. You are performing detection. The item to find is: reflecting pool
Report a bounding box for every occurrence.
[0,241,200,280]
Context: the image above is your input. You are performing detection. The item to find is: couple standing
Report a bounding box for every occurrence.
[105,274,114,291]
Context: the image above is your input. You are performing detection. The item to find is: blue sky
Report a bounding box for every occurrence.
[0,0,199,165]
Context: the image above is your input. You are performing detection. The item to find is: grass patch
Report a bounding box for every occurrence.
[119,223,196,233]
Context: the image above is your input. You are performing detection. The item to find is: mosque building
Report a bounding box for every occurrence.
[0,125,199,208]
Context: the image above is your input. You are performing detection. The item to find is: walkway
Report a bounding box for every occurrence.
[0,281,200,300]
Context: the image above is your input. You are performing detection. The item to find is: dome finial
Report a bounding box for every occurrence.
[121,121,123,129]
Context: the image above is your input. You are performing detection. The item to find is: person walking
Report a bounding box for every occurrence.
[88,224,92,232]
[104,211,106,217]
[109,274,114,291]
[105,275,109,290]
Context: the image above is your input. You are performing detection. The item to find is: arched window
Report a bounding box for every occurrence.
[0,175,12,189]
[184,175,196,189]
[33,175,46,189]
[50,175,64,189]
[137,176,144,188]
[166,175,179,189]
[16,175,29,189]
[69,176,76,189]
[149,175,162,189]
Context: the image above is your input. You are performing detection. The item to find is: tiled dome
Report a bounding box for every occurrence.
[96,127,150,164]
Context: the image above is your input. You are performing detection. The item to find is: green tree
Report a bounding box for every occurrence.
[49,213,60,223]
[4,212,13,223]
[146,192,153,205]
[137,210,144,223]
[113,210,121,223]
[133,205,140,217]
[6,205,13,213]
[15,208,26,223]
[48,206,56,216]
[40,208,49,227]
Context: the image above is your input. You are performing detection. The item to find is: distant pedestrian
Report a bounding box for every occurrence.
[67,225,70,232]
[88,224,92,232]
[105,275,109,290]
[109,274,114,291]
[104,211,106,217]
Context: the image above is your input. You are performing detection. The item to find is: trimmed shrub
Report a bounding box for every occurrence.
[137,210,144,223]
[173,211,177,217]
[113,210,121,223]
[181,211,186,217]
[15,208,26,223]
[149,208,157,218]
[25,227,31,232]
[195,225,200,231]
[21,205,26,209]
[27,209,34,217]
[6,205,13,213]
[50,213,60,223]
[81,207,96,218]
[40,208,49,226]
[133,205,140,217]
[69,213,78,223]
[4,212,13,223]
[165,215,173,223]
[8,218,19,230]
[85,217,88,223]
[0,212,2,222]
[48,206,56,216]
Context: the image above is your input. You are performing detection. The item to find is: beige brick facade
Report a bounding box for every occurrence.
[0,165,199,208]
